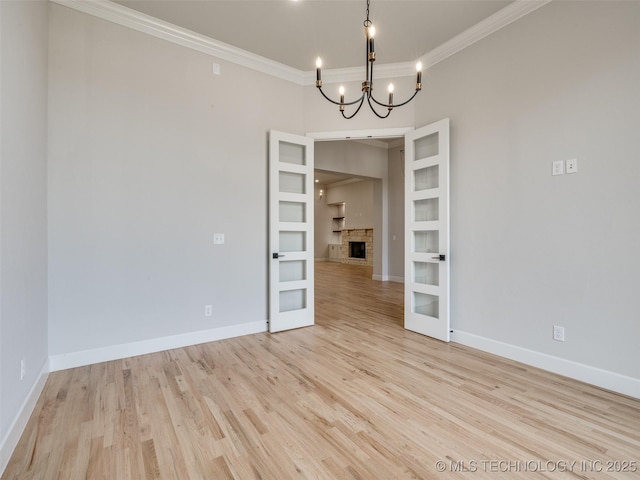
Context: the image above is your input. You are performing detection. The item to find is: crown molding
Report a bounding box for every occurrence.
[50,0,306,85]
[52,0,552,86]
[419,0,553,69]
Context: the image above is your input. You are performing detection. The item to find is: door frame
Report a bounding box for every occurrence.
[307,127,414,142]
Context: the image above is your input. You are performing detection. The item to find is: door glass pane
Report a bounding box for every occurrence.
[414,165,439,191]
[414,230,439,253]
[280,289,306,312]
[414,198,439,222]
[414,262,439,286]
[279,260,306,282]
[413,292,439,318]
[279,231,306,252]
[280,141,306,165]
[279,172,306,194]
[414,133,439,160]
[279,201,305,223]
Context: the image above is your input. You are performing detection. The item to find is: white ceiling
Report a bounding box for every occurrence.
[113,0,512,71]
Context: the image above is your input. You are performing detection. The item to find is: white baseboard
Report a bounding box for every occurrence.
[451,330,640,399]
[1,360,49,476]
[49,320,267,372]
[372,275,404,283]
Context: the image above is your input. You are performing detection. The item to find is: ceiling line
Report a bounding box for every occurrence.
[52,0,552,86]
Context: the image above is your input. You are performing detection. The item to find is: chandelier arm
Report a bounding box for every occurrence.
[369,88,420,109]
[365,95,392,119]
[388,89,421,108]
[317,86,364,107]
[341,96,366,119]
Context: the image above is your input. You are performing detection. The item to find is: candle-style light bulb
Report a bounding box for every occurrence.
[387,83,394,108]
[339,85,345,111]
[316,57,322,86]
[368,25,376,61]
[416,61,423,90]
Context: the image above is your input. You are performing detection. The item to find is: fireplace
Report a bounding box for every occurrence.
[349,241,366,259]
[341,228,373,266]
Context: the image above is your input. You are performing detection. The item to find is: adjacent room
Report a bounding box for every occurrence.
[2,0,639,477]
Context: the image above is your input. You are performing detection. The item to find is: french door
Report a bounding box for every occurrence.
[268,130,315,333]
[404,119,450,341]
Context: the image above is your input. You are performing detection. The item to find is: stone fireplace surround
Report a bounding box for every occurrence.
[340,228,373,266]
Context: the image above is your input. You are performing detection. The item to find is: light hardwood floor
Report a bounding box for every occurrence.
[3,262,640,479]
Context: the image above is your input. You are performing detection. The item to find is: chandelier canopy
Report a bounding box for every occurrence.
[315,0,423,119]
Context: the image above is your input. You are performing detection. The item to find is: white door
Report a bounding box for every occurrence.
[404,119,450,341]
[269,130,315,333]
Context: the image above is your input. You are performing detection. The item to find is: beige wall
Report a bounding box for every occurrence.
[415,1,640,381]
[0,0,49,459]
[387,145,404,281]
[326,180,375,230]
[47,4,305,356]
[314,183,333,259]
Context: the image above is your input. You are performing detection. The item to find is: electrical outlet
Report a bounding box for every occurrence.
[205,305,213,317]
[213,233,225,245]
[552,160,564,176]
[20,358,26,380]
[566,158,578,174]
[553,325,565,342]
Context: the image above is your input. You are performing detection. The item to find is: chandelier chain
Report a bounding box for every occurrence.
[364,0,371,27]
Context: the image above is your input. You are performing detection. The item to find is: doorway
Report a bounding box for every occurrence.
[312,138,405,282]
[270,121,450,341]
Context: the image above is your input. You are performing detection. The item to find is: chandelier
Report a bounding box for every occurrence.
[315,0,422,119]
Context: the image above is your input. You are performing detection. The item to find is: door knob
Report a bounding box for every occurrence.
[431,254,446,261]
[272,253,286,259]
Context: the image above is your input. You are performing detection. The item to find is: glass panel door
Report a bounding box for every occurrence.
[404,119,450,342]
[269,131,315,332]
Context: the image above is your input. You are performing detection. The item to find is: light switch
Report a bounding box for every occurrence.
[566,158,578,174]
[552,160,564,176]
[214,233,225,245]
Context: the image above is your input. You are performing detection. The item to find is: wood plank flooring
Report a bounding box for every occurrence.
[4,262,640,479]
